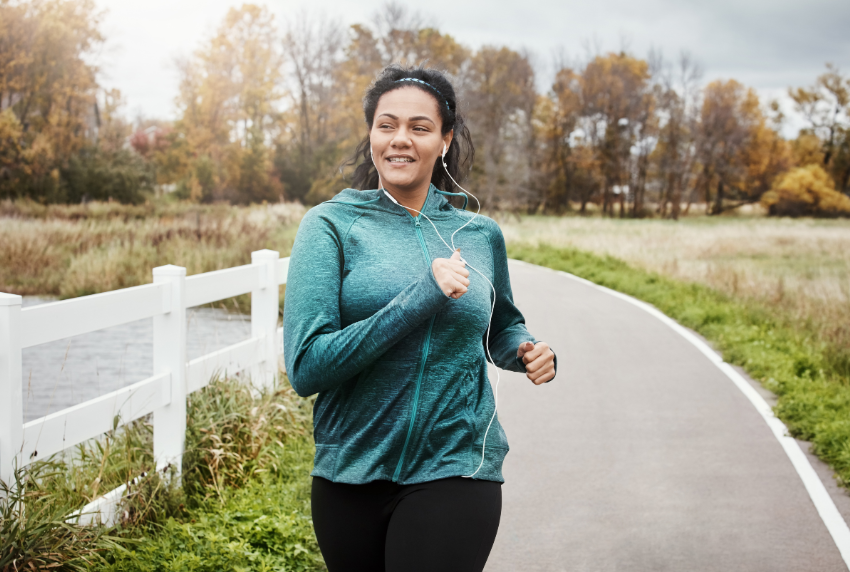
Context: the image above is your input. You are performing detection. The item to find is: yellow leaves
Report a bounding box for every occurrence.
[792,133,825,167]
[0,0,101,175]
[698,79,784,198]
[173,3,284,203]
[0,108,23,166]
[762,164,850,217]
[411,28,470,75]
[582,53,651,119]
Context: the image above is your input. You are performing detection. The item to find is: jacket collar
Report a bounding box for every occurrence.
[330,184,457,219]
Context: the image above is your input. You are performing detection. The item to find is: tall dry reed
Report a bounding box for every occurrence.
[0,200,305,299]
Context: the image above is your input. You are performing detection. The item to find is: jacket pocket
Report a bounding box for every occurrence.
[311,444,339,479]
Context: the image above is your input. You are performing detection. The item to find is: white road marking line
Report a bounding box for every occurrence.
[511,259,850,570]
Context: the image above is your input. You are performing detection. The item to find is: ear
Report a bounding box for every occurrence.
[443,130,454,156]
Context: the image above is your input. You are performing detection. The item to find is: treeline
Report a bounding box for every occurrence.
[1,0,849,216]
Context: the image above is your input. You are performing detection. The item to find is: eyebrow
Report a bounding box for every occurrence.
[377,113,436,126]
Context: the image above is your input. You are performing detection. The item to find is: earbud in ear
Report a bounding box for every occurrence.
[443,143,447,157]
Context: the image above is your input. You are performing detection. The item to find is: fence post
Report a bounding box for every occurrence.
[152,265,187,476]
[0,294,23,488]
[251,249,280,390]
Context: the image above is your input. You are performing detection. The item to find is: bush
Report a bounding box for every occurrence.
[60,146,155,205]
[762,164,850,217]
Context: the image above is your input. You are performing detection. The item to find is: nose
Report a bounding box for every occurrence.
[390,126,413,149]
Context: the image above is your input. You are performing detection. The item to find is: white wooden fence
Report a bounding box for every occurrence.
[0,249,289,521]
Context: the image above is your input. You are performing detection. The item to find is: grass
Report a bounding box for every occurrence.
[1,373,324,571]
[0,466,124,571]
[0,198,305,313]
[98,466,319,572]
[507,243,850,488]
[499,215,850,371]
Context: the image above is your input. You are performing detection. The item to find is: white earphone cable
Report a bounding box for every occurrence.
[379,145,500,479]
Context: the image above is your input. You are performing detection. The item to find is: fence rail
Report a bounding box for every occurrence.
[0,249,289,523]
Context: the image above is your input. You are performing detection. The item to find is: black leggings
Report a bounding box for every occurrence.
[311,476,502,572]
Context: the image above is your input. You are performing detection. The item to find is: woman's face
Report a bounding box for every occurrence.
[370,87,453,193]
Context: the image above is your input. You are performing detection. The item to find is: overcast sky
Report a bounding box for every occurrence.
[95,0,850,136]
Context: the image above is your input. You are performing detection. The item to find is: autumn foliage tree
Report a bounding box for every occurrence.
[790,64,850,193]
[171,4,284,203]
[1,0,847,217]
[0,0,110,201]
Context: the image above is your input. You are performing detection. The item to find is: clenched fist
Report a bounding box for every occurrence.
[517,341,555,385]
[432,249,470,299]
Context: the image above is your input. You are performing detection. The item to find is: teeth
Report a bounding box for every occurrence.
[388,157,413,162]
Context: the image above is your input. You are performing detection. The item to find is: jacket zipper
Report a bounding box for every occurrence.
[392,217,435,482]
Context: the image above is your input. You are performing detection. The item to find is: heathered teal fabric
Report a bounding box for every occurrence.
[283,185,545,485]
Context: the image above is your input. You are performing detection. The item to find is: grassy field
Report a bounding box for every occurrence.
[0,199,304,303]
[500,215,850,377]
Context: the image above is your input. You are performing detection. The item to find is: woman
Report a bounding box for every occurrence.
[283,64,556,572]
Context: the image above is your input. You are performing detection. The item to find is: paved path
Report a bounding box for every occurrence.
[486,260,849,572]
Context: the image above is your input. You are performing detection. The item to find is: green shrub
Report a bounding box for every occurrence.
[61,146,154,205]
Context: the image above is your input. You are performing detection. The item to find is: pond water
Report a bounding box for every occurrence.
[21,297,255,423]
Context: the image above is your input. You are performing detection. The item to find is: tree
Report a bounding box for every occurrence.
[652,53,702,220]
[791,132,825,167]
[695,80,758,213]
[291,3,472,204]
[577,52,653,216]
[465,46,536,209]
[277,12,345,202]
[173,4,284,203]
[789,65,849,168]
[545,64,608,214]
[789,64,850,193]
[0,0,103,201]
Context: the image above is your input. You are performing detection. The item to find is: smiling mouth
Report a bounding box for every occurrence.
[387,157,414,163]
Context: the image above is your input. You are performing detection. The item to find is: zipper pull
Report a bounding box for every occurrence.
[415,219,421,228]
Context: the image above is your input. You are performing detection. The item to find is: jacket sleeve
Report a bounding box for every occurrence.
[283,208,450,397]
[481,219,557,378]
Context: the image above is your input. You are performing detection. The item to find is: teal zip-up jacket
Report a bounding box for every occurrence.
[283,185,550,485]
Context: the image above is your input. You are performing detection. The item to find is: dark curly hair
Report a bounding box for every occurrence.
[346,64,474,197]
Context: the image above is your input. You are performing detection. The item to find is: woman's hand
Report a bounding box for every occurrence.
[517,341,555,385]
[432,249,470,299]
